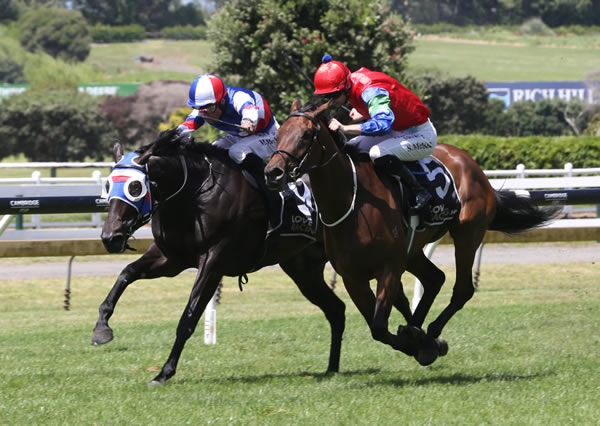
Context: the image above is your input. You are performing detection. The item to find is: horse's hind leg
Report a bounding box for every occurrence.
[279,257,346,373]
[92,243,186,345]
[427,227,484,339]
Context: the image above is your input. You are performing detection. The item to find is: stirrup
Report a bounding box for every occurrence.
[409,191,432,215]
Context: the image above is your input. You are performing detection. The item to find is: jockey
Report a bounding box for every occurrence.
[177,73,280,227]
[313,55,437,215]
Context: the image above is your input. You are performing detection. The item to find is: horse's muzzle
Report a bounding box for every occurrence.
[101,231,128,253]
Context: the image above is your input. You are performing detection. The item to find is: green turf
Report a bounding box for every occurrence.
[407,38,600,81]
[0,262,598,424]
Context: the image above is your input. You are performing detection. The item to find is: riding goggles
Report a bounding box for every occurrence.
[194,103,218,114]
[103,152,152,220]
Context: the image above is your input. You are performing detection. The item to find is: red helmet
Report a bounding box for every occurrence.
[313,55,351,95]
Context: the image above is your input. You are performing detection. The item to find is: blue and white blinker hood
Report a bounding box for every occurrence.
[103,152,152,221]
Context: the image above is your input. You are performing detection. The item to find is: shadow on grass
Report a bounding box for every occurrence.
[175,368,383,385]
[369,370,551,388]
[173,368,551,389]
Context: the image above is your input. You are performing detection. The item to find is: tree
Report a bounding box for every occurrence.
[72,0,205,30]
[0,89,115,161]
[18,8,91,62]
[415,75,491,134]
[208,0,415,120]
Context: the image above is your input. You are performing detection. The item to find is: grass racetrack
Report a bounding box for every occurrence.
[1,260,599,424]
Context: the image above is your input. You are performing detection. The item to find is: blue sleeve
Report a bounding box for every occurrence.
[359,88,395,135]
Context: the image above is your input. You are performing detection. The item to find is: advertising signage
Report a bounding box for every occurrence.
[484,81,597,108]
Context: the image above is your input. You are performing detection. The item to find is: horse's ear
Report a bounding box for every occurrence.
[315,101,331,116]
[136,146,154,165]
[290,98,302,114]
[112,141,124,163]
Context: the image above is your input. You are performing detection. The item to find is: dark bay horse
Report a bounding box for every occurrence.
[95,129,345,386]
[265,100,559,366]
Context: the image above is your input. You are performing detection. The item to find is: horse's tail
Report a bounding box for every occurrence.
[488,190,561,234]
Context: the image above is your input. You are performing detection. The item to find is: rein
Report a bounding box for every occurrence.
[319,155,358,227]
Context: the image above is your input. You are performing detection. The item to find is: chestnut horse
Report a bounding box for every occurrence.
[95,129,345,386]
[265,100,559,366]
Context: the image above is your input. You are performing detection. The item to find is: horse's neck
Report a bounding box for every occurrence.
[309,136,356,225]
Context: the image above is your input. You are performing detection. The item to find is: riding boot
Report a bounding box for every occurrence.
[240,154,282,229]
[373,155,432,215]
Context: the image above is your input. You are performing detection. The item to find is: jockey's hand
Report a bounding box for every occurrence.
[328,118,343,132]
[241,119,257,135]
[349,108,364,121]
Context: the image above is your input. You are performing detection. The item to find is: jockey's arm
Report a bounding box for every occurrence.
[328,88,395,136]
[176,109,205,135]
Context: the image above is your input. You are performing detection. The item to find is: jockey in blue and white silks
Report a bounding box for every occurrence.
[176,73,281,228]
[177,73,278,164]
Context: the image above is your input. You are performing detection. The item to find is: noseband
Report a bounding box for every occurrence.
[273,111,338,179]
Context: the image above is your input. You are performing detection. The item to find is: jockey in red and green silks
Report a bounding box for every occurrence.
[313,54,438,215]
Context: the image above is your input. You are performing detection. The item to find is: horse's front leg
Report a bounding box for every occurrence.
[92,243,186,345]
[149,253,222,387]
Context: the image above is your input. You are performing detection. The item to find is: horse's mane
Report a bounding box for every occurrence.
[136,129,230,163]
[298,98,366,160]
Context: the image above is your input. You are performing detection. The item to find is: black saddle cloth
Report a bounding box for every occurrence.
[403,156,461,227]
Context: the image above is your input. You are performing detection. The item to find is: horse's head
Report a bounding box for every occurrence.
[101,129,213,253]
[100,141,154,253]
[265,99,334,191]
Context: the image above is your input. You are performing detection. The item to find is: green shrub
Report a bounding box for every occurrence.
[584,113,600,136]
[18,8,91,62]
[0,88,115,161]
[415,75,491,135]
[0,56,26,83]
[89,24,146,43]
[159,25,206,40]
[520,17,555,36]
[440,135,600,169]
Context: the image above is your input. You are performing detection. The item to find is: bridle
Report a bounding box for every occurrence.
[272,111,339,180]
[272,111,357,228]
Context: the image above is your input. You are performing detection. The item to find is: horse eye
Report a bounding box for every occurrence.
[104,180,110,193]
[128,180,143,197]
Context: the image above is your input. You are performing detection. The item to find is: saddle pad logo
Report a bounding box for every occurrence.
[408,156,461,226]
[280,180,318,238]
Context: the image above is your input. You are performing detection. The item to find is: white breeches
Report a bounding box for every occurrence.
[348,119,438,162]
[213,119,279,164]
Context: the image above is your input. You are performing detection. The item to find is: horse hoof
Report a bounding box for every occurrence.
[415,347,439,366]
[147,379,165,389]
[437,338,449,357]
[91,327,114,345]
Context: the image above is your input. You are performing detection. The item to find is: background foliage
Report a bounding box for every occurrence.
[441,134,600,169]
[18,7,91,62]
[0,88,115,161]
[209,0,415,120]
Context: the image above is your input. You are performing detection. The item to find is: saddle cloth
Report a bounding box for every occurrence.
[268,178,319,240]
[403,156,461,227]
